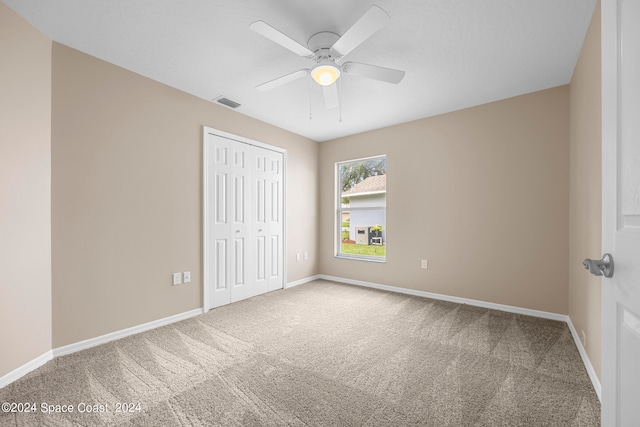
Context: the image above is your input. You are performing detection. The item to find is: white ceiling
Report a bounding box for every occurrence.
[4,0,597,142]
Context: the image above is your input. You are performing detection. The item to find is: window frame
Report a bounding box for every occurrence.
[335,155,387,263]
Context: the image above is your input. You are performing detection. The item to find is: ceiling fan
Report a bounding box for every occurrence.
[250,5,406,110]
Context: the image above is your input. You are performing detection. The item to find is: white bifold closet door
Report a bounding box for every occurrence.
[208,134,283,309]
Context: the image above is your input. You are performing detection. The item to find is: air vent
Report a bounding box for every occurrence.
[216,97,241,109]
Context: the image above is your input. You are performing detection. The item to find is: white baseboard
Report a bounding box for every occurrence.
[1,308,204,390]
[318,274,602,400]
[286,275,321,289]
[0,350,53,389]
[566,317,602,401]
[318,275,566,321]
[53,308,204,358]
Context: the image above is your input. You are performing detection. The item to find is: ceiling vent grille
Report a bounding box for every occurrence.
[216,97,241,109]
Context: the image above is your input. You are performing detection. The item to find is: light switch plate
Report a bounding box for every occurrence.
[183,271,191,283]
[173,272,182,286]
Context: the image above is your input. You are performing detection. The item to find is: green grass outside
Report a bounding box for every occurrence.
[341,243,386,257]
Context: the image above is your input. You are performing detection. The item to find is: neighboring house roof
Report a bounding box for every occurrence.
[342,175,386,197]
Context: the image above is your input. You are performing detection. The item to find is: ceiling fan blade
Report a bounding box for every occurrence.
[256,69,309,91]
[322,84,339,109]
[330,6,389,59]
[250,21,314,58]
[342,62,405,84]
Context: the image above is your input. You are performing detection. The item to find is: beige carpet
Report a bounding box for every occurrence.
[1,280,600,426]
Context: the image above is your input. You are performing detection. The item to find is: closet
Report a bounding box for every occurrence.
[204,129,284,309]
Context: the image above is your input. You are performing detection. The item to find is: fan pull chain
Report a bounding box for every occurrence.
[308,74,312,120]
[338,78,343,122]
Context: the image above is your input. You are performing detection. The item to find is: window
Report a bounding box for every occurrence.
[336,155,386,261]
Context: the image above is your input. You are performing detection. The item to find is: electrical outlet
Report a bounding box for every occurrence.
[581,330,586,347]
[173,272,182,286]
[183,271,191,283]
[421,259,428,269]
[304,251,308,260]
[296,253,301,262]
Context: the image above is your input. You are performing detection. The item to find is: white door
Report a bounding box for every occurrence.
[253,147,269,297]
[204,130,285,310]
[207,135,252,308]
[208,135,233,308]
[229,141,253,303]
[601,0,640,425]
[251,146,284,295]
[266,149,284,292]
[257,147,284,292]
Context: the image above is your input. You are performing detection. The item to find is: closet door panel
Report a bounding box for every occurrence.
[209,137,231,308]
[253,147,269,296]
[266,150,284,291]
[229,141,252,303]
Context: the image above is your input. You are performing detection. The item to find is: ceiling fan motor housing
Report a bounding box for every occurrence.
[307,32,341,62]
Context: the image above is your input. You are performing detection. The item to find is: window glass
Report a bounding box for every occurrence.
[337,156,386,260]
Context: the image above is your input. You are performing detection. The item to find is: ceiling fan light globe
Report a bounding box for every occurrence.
[311,65,340,86]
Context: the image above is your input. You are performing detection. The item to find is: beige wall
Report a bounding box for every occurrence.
[51,44,318,347]
[569,0,601,379]
[320,87,570,314]
[0,3,52,377]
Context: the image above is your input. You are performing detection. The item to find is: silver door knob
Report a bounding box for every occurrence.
[583,253,614,278]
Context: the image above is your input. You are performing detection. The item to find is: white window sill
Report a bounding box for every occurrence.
[335,255,386,263]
